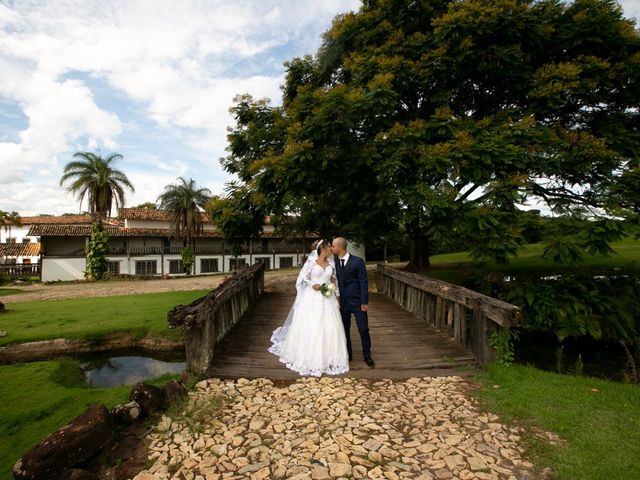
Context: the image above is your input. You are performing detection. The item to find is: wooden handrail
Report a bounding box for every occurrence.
[167,262,265,374]
[377,265,520,364]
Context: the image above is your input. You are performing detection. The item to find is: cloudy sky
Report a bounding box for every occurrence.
[1,1,639,216]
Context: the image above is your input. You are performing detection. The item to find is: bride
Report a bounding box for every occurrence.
[268,239,349,377]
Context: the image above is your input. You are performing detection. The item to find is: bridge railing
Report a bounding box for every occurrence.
[167,262,265,374]
[377,265,520,364]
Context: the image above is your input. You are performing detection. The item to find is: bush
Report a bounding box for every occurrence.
[85,223,109,281]
[472,268,640,381]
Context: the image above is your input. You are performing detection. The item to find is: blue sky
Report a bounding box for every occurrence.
[0,0,639,216]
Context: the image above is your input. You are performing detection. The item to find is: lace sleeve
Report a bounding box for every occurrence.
[295,253,317,293]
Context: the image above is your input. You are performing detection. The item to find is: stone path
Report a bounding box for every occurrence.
[133,377,536,480]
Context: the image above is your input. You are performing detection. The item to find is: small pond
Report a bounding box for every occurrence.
[515,331,630,382]
[80,352,186,387]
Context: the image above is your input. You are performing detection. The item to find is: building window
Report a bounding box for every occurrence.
[200,258,219,273]
[8,238,17,244]
[135,260,157,275]
[169,260,184,274]
[22,238,30,244]
[23,258,32,265]
[229,258,247,270]
[279,257,294,268]
[108,261,120,276]
[255,257,271,270]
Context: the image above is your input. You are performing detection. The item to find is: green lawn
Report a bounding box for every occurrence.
[0,361,178,480]
[423,238,640,284]
[0,288,24,297]
[0,289,209,346]
[475,364,640,480]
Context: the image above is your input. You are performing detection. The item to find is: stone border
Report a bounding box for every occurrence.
[12,380,189,480]
[0,332,183,364]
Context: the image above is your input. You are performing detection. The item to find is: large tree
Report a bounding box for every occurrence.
[59,151,135,221]
[157,177,211,247]
[219,0,640,269]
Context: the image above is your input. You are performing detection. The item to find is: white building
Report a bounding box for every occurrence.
[0,215,66,267]
[30,208,323,282]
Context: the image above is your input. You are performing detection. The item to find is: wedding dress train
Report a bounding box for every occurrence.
[269,262,349,377]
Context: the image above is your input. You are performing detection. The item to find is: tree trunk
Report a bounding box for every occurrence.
[621,340,638,384]
[406,234,430,272]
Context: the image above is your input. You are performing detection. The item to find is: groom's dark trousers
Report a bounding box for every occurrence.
[336,255,372,359]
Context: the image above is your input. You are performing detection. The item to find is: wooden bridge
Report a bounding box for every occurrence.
[168,263,521,380]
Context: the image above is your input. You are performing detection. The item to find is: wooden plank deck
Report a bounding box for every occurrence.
[205,292,476,380]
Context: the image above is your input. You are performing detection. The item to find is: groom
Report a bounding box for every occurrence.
[331,237,375,368]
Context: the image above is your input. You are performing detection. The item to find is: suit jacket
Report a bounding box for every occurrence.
[336,254,369,307]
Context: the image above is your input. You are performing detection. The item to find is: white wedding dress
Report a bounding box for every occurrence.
[269,260,349,377]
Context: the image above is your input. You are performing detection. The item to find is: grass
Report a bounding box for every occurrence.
[474,364,640,480]
[422,238,640,284]
[0,288,24,297]
[0,289,209,347]
[165,395,225,435]
[0,360,179,480]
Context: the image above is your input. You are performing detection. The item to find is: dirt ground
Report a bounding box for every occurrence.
[1,270,300,303]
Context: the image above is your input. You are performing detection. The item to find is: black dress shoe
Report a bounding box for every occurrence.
[364,357,375,368]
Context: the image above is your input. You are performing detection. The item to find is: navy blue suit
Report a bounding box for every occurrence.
[336,254,372,359]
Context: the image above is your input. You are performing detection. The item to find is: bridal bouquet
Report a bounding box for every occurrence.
[320,283,337,298]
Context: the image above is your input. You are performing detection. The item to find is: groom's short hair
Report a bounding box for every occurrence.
[335,237,348,249]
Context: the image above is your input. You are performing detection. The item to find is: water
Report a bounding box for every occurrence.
[514,331,629,382]
[83,355,186,387]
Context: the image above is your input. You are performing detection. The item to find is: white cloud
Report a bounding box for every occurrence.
[0,0,360,214]
[619,0,640,20]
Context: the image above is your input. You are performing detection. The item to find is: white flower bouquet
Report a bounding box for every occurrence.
[320,283,337,297]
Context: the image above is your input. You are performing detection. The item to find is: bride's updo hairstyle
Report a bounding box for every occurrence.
[316,239,330,256]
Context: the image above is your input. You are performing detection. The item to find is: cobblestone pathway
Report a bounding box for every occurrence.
[133,376,536,480]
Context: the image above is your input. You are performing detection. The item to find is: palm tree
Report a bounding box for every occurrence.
[0,210,22,240]
[59,152,135,221]
[0,210,21,265]
[157,177,211,247]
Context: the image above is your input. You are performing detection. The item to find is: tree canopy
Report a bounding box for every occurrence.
[216,0,640,269]
[132,202,157,209]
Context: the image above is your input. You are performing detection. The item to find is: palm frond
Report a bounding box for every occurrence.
[60,151,134,218]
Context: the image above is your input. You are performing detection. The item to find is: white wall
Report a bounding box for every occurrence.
[118,256,160,275]
[194,256,223,275]
[125,218,218,232]
[42,258,86,281]
[0,225,37,243]
[347,241,366,260]
[42,251,312,279]
[126,219,170,229]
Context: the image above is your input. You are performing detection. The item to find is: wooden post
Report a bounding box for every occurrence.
[168,262,266,374]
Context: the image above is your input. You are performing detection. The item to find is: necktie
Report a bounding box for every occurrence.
[341,258,345,268]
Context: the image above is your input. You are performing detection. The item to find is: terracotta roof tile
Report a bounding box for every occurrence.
[27,225,225,238]
[118,208,210,222]
[27,224,287,239]
[118,208,273,225]
[0,242,41,257]
[7,215,123,226]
